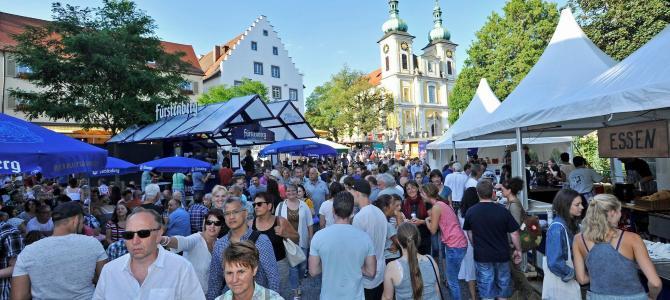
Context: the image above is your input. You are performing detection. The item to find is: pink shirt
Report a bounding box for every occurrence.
[435,201,467,248]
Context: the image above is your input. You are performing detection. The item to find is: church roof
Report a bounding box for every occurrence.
[367,68,382,86]
[0,11,204,76]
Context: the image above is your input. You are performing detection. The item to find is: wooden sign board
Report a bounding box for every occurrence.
[598,120,670,158]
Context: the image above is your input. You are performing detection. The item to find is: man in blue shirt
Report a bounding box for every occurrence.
[166,199,191,237]
[304,167,329,215]
[247,175,267,201]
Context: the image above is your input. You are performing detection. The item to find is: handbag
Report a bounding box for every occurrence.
[541,222,581,300]
[277,201,307,267]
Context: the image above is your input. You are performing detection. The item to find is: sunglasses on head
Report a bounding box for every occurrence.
[122,227,161,240]
[254,201,268,207]
[205,220,223,226]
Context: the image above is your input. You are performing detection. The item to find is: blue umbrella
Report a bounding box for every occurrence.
[140,156,212,173]
[0,113,107,178]
[259,139,337,157]
[90,157,138,177]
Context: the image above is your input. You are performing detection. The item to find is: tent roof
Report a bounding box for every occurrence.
[454,8,616,141]
[428,78,500,149]
[305,138,349,152]
[500,24,670,134]
[430,137,573,150]
[108,96,316,146]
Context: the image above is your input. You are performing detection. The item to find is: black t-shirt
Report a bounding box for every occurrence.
[463,201,520,263]
[625,158,653,178]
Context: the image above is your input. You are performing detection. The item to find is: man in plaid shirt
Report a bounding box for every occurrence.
[0,219,24,299]
[188,194,209,234]
[105,240,127,262]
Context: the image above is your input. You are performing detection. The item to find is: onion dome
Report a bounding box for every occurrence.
[382,0,408,33]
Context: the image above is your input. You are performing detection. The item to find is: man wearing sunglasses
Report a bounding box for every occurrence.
[206,198,279,300]
[93,208,205,299]
[12,202,107,300]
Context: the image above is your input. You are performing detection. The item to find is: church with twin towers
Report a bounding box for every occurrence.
[368,0,457,153]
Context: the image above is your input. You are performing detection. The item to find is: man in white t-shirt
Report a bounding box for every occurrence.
[568,156,603,201]
[25,204,54,236]
[12,202,107,300]
[444,162,469,210]
[310,191,376,300]
[351,179,387,299]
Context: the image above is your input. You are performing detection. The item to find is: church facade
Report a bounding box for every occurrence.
[369,0,457,153]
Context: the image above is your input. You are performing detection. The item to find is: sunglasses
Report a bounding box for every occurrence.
[254,201,268,207]
[205,220,223,226]
[122,227,161,240]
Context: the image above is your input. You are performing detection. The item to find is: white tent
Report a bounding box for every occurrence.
[305,138,349,152]
[453,8,617,141]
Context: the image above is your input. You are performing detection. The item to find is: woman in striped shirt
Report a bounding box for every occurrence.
[105,203,128,245]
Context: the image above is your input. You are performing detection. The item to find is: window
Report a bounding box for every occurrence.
[253,62,263,75]
[273,47,278,55]
[251,41,257,51]
[271,66,280,78]
[180,81,194,94]
[272,86,282,99]
[385,56,389,71]
[428,85,437,103]
[289,88,298,101]
[263,30,268,36]
[234,80,243,86]
[427,62,433,73]
[401,54,408,70]
[447,61,453,75]
[401,81,411,102]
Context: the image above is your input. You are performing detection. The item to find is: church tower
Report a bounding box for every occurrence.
[378,0,415,77]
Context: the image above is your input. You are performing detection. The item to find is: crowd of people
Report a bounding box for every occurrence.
[0,148,662,300]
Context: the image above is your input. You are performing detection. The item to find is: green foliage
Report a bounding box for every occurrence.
[573,133,610,176]
[569,0,670,61]
[449,0,559,124]
[8,0,191,134]
[306,66,393,142]
[198,78,268,105]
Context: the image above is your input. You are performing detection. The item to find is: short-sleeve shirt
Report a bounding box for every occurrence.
[352,204,387,289]
[13,234,107,300]
[105,221,125,243]
[318,200,335,228]
[0,222,23,300]
[568,168,604,194]
[310,224,375,300]
[172,173,186,191]
[463,202,519,263]
[191,172,205,191]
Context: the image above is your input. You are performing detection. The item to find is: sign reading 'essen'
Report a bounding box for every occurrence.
[598,120,670,158]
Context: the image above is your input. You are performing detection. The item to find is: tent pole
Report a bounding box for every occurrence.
[452,139,457,163]
[516,127,528,210]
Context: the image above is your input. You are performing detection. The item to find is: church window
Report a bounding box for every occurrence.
[385,56,390,71]
[428,85,437,103]
[401,54,408,70]
[401,81,411,102]
[447,61,453,75]
[428,62,433,73]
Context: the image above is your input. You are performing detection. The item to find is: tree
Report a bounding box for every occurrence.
[9,0,190,134]
[569,0,670,61]
[198,78,268,105]
[306,66,393,142]
[449,0,559,124]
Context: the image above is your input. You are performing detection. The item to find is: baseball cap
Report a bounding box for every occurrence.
[52,202,83,222]
[352,179,371,196]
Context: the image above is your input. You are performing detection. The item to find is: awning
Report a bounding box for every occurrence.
[108,95,316,146]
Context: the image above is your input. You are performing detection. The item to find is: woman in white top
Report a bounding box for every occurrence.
[161,209,225,293]
[65,178,83,201]
[275,183,313,292]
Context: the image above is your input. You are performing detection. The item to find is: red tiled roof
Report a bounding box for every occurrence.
[198,34,244,81]
[367,68,382,86]
[0,11,204,76]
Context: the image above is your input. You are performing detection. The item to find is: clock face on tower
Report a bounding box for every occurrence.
[446,50,453,58]
[383,44,389,54]
[401,42,409,51]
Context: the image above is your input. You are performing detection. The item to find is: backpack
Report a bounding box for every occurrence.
[508,202,541,251]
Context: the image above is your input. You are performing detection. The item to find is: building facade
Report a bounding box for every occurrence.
[199,16,305,113]
[369,0,456,152]
[0,12,204,143]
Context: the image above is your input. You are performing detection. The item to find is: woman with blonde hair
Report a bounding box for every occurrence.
[211,185,228,210]
[382,222,441,300]
[573,194,661,300]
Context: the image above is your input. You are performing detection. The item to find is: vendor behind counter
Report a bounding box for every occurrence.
[621,158,658,195]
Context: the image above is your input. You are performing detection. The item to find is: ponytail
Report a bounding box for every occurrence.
[397,223,423,300]
[582,194,621,242]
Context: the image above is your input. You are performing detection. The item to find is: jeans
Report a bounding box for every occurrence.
[475,261,513,298]
[445,246,467,300]
[289,247,308,290]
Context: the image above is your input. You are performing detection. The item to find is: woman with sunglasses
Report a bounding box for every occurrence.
[250,192,298,299]
[159,209,226,294]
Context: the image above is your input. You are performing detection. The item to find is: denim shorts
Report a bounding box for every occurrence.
[475,261,513,298]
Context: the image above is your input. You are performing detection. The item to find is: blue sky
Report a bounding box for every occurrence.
[2,0,567,97]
